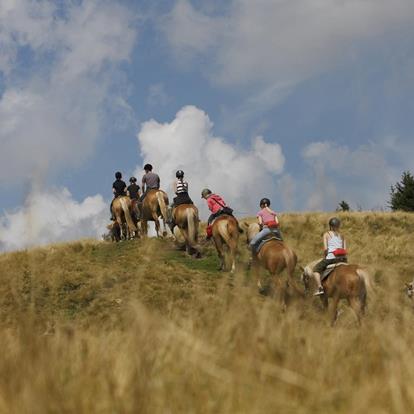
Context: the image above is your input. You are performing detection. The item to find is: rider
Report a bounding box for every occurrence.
[127,177,140,201]
[201,188,236,238]
[110,171,127,220]
[140,164,160,199]
[127,176,141,220]
[249,198,282,255]
[312,217,348,296]
[167,170,193,231]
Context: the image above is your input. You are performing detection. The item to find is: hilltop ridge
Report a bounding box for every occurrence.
[0,212,413,413]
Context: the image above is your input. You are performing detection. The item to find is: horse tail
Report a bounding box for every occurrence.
[120,198,137,232]
[186,207,197,246]
[156,191,168,222]
[356,268,374,296]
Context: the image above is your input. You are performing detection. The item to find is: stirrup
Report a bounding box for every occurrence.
[313,287,324,296]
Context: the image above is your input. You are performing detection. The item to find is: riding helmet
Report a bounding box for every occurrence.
[260,198,271,207]
[115,171,122,179]
[176,170,184,179]
[329,217,341,228]
[201,188,212,198]
[143,163,153,171]
[129,176,137,183]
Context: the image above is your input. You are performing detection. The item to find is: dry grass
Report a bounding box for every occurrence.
[0,212,413,413]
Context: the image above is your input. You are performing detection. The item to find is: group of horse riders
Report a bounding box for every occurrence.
[110,164,348,297]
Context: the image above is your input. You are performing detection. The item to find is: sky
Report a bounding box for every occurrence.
[0,0,413,251]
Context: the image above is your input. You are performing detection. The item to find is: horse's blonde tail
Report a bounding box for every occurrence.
[187,208,197,246]
[156,191,168,222]
[120,198,137,232]
[357,268,374,296]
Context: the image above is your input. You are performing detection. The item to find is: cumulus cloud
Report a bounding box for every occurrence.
[0,0,137,185]
[0,188,107,251]
[164,0,414,87]
[135,105,285,216]
[301,139,407,210]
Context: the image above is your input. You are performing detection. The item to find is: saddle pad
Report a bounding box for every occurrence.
[257,236,283,253]
[322,262,348,281]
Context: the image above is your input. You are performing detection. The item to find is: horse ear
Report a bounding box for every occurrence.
[299,265,305,272]
[241,222,249,230]
[405,283,411,288]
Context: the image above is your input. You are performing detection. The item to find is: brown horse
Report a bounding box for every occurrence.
[245,223,297,303]
[172,204,200,257]
[140,189,169,237]
[111,196,137,240]
[211,215,240,272]
[302,260,372,326]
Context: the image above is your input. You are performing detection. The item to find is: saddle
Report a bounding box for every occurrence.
[256,233,283,253]
[321,262,348,281]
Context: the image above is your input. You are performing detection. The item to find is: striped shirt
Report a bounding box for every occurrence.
[175,179,188,194]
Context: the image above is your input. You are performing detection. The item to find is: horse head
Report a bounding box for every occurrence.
[405,281,414,299]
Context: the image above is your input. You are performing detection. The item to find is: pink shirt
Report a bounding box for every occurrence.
[207,194,227,214]
[257,208,278,225]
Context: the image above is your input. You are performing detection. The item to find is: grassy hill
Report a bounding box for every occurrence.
[0,212,413,413]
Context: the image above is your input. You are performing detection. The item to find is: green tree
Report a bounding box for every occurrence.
[389,171,414,212]
[336,200,351,212]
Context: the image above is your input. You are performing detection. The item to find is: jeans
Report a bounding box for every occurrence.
[249,227,282,253]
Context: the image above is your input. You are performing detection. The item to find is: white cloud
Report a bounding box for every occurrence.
[135,105,285,216]
[164,0,414,87]
[0,0,137,185]
[300,139,409,210]
[0,188,107,251]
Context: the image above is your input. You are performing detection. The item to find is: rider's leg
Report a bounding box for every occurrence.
[312,259,327,295]
[110,198,115,221]
[249,227,271,253]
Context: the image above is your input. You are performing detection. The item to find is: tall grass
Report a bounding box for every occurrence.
[0,212,413,413]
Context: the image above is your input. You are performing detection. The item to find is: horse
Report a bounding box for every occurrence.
[211,215,240,273]
[172,204,201,257]
[106,222,121,242]
[140,189,169,237]
[111,196,138,240]
[405,280,414,299]
[301,259,372,326]
[244,222,298,304]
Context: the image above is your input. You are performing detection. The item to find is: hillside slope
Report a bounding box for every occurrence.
[0,212,413,413]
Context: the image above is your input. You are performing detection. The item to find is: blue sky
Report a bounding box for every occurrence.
[0,0,413,250]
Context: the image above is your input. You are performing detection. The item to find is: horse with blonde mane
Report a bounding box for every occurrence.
[244,222,297,304]
[140,189,169,237]
[111,196,138,240]
[172,204,201,257]
[301,260,372,326]
[211,215,240,272]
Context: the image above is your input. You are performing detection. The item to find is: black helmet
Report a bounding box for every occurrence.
[329,217,341,229]
[143,163,153,171]
[201,188,212,198]
[129,176,137,183]
[115,171,122,179]
[176,170,184,179]
[260,198,271,207]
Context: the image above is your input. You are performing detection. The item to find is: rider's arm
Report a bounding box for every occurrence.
[343,237,347,250]
[173,181,177,194]
[257,214,264,229]
[142,176,146,193]
[323,232,329,256]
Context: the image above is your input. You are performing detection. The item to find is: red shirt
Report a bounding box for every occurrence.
[207,194,227,214]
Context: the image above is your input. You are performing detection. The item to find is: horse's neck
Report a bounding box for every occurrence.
[305,259,321,273]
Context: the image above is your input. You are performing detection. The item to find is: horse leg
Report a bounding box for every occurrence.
[330,294,340,327]
[152,212,161,237]
[141,220,148,237]
[349,297,362,326]
[228,239,237,273]
[213,237,225,271]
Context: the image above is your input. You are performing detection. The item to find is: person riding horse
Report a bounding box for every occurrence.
[312,217,348,296]
[137,164,160,219]
[249,198,282,257]
[127,176,141,223]
[110,171,126,221]
[167,170,194,231]
[201,189,236,239]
